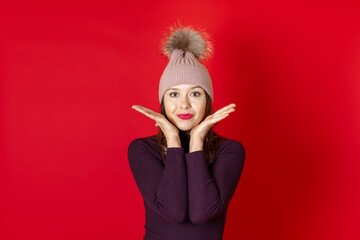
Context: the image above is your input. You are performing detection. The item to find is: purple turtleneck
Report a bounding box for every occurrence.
[127,130,245,240]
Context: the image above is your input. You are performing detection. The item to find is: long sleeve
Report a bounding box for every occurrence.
[185,139,245,224]
[127,138,188,223]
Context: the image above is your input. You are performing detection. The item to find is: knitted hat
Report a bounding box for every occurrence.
[158,23,214,104]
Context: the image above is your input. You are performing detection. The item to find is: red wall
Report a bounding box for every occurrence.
[1,1,359,239]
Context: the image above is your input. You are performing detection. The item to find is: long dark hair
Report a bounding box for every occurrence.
[156,91,221,166]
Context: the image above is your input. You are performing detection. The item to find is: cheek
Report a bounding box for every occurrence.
[167,104,176,112]
[194,102,206,117]
[199,107,206,118]
[164,101,177,115]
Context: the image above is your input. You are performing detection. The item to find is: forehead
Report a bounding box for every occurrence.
[167,84,203,91]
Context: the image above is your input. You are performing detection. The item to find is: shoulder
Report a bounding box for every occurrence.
[128,134,157,147]
[128,135,156,150]
[215,136,246,161]
[127,135,158,154]
[220,136,245,152]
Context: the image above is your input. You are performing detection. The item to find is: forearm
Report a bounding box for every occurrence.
[185,150,222,224]
[128,139,188,223]
[156,148,188,222]
[185,140,245,224]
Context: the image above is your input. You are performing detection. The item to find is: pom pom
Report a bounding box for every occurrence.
[159,20,214,62]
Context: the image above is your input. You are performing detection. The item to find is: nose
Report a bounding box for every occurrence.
[179,96,191,109]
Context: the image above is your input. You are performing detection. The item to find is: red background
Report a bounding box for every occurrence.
[1,1,359,239]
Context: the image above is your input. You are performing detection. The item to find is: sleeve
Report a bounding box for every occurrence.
[185,139,245,224]
[127,138,188,223]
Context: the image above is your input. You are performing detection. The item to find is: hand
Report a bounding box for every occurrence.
[132,105,179,139]
[190,103,236,142]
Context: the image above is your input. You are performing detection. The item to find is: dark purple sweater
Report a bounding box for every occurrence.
[127,130,245,240]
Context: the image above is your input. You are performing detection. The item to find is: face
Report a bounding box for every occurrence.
[164,84,207,131]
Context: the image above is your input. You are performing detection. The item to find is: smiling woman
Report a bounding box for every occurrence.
[164,84,206,131]
[128,21,245,240]
[157,83,221,164]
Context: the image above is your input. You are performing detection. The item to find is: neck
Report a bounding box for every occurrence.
[178,129,191,153]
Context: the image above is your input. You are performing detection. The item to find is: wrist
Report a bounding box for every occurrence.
[167,135,181,148]
[189,138,203,152]
[190,134,204,143]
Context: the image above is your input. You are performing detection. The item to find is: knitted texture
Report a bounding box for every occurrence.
[159,49,213,104]
[127,133,245,240]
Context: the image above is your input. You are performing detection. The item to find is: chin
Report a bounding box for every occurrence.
[176,123,194,131]
[179,127,192,131]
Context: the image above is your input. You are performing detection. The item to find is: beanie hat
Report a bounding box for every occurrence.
[158,22,214,104]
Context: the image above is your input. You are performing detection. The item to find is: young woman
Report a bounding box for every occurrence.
[128,23,245,240]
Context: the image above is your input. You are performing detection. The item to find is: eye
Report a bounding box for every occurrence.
[192,91,201,97]
[169,92,178,97]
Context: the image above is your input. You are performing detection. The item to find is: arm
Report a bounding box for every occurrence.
[127,138,187,223]
[185,139,245,224]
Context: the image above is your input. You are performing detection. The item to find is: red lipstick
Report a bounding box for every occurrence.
[177,114,194,119]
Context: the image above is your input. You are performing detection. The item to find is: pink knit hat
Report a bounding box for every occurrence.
[158,22,214,104]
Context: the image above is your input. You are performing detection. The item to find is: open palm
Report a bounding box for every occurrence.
[190,103,236,141]
[131,104,179,138]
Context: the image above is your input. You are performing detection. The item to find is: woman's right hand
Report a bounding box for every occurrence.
[132,105,179,139]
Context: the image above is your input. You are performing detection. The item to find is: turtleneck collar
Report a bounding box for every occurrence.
[178,129,191,153]
[179,129,191,138]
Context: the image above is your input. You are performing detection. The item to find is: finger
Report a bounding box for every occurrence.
[204,111,229,125]
[210,109,235,122]
[132,105,158,116]
[210,113,229,124]
[212,107,235,118]
[132,106,159,121]
[212,111,231,119]
[132,106,167,126]
[133,105,156,114]
[213,103,236,115]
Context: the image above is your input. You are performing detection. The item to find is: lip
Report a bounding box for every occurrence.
[177,114,194,120]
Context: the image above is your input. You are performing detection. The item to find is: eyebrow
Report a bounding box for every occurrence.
[167,86,202,91]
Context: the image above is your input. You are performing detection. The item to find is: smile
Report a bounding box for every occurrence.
[177,114,194,120]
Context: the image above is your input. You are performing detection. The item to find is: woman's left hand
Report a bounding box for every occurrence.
[190,103,236,142]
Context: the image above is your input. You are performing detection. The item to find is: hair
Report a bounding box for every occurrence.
[156,90,221,166]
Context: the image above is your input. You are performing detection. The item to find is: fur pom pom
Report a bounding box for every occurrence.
[160,20,214,61]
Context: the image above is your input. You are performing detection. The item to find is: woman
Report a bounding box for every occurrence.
[128,23,245,240]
